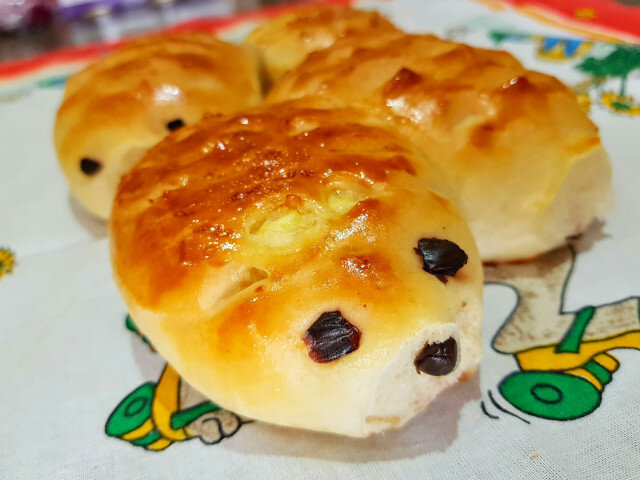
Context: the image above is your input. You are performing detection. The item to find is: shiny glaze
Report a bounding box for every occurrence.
[112,100,485,435]
[112,101,433,308]
[244,5,399,82]
[267,33,606,261]
[270,34,595,156]
[54,32,262,219]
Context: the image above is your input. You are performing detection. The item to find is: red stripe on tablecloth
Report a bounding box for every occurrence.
[0,41,124,80]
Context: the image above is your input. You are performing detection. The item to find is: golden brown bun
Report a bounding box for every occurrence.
[244,4,399,84]
[268,33,613,261]
[54,33,262,219]
[110,99,483,436]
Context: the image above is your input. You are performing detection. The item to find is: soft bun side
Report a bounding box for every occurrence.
[54,33,262,219]
[268,34,613,261]
[110,99,483,436]
[244,4,399,85]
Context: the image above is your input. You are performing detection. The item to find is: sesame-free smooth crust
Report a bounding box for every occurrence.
[54,32,262,219]
[268,33,612,261]
[244,4,399,83]
[111,100,483,436]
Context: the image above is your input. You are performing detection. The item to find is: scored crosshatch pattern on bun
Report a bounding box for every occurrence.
[110,99,483,437]
[268,33,613,262]
[54,32,263,220]
[244,4,399,85]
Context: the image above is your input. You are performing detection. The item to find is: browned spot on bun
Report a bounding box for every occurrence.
[469,122,500,149]
[383,67,423,98]
[268,33,609,262]
[110,97,485,437]
[111,100,427,307]
[570,135,601,155]
[429,192,451,210]
[340,253,394,289]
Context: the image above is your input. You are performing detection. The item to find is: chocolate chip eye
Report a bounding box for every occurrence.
[414,337,458,376]
[166,118,185,131]
[414,238,467,279]
[80,157,101,175]
[304,311,361,363]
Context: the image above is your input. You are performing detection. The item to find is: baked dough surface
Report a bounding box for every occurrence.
[110,99,483,436]
[54,33,262,219]
[268,33,612,261]
[244,4,399,84]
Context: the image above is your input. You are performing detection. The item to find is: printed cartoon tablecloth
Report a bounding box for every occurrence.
[1,0,639,478]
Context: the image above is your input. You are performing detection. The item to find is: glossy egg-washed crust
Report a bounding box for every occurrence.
[111,99,483,436]
[268,33,612,261]
[244,4,399,84]
[54,32,262,219]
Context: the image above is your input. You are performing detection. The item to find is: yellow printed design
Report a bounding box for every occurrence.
[486,245,640,420]
[535,36,593,62]
[571,79,596,113]
[0,248,15,281]
[600,91,640,116]
[106,326,248,452]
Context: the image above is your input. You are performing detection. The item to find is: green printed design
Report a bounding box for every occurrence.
[555,306,596,353]
[105,383,155,437]
[125,314,154,349]
[171,401,221,430]
[131,430,163,447]
[582,360,612,386]
[577,45,640,114]
[578,45,640,97]
[499,371,601,420]
[36,76,68,89]
[488,31,528,44]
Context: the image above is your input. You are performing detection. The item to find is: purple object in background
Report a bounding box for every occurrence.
[56,0,147,21]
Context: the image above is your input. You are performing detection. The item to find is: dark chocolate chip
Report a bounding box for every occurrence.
[304,311,361,363]
[414,337,458,376]
[166,118,185,131]
[414,238,467,277]
[80,157,101,175]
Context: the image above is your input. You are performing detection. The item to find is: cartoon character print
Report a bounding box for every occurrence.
[485,245,640,421]
[110,242,640,451]
[106,317,250,451]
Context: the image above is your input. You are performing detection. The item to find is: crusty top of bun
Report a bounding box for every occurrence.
[268,34,611,261]
[54,33,262,219]
[244,5,399,83]
[111,97,471,307]
[110,99,482,436]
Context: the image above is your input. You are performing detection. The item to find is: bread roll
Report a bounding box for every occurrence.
[110,99,483,437]
[268,33,613,261]
[244,4,398,85]
[54,33,262,219]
